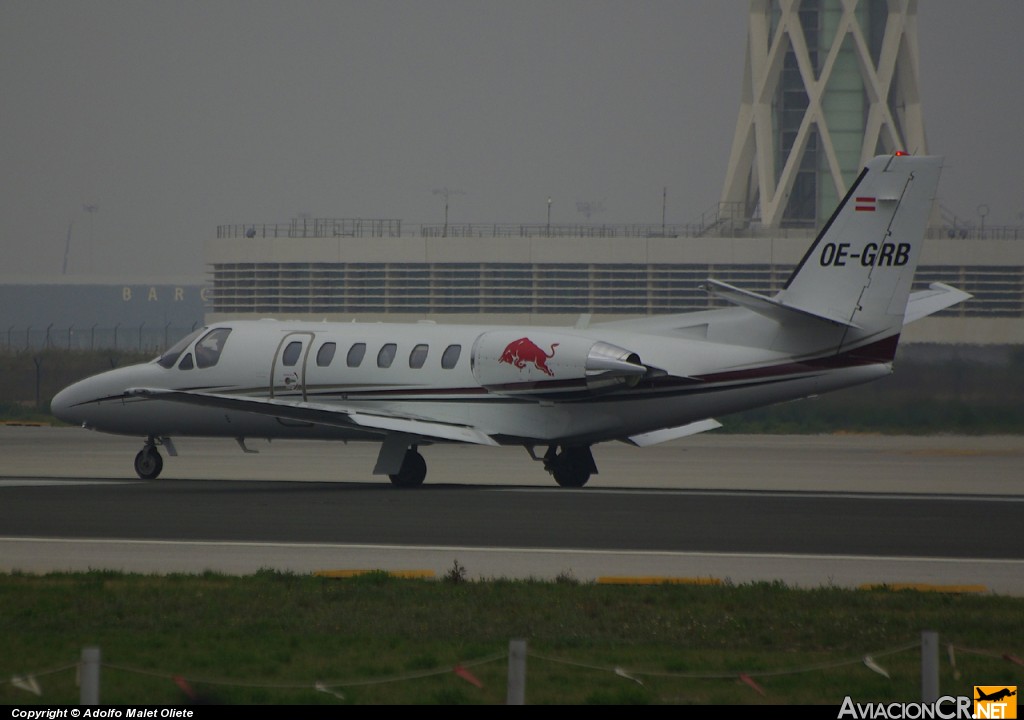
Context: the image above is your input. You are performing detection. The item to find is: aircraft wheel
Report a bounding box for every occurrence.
[548,446,592,488]
[552,463,590,488]
[389,448,427,488]
[134,446,163,480]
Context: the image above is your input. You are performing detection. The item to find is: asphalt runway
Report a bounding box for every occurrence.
[2,426,1022,594]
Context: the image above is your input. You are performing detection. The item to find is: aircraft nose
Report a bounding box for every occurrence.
[50,380,89,425]
[50,364,155,431]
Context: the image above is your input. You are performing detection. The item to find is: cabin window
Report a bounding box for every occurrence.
[195,328,232,369]
[281,340,302,367]
[409,344,428,369]
[377,343,397,368]
[178,353,194,370]
[441,344,461,369]
[347,343,366,367]
[316,342,337,367]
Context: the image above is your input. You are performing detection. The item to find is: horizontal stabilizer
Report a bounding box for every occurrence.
[125,388,498,446]
[704,279,859,328]
[623,418,723,447]
[904,283,973,324]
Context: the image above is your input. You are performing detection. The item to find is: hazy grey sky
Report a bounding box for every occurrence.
[2,1,1022,280]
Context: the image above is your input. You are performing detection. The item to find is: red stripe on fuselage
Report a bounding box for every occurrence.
[693,335,899,385]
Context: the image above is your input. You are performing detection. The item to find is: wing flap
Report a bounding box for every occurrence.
[622,418,723,447]
[125,388,498,446]
[349,412,499,446]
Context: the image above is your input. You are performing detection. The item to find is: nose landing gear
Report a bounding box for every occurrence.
[134,443,163,480]
[133,437,176,480]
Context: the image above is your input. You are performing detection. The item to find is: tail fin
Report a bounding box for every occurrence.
[776,154,943,350]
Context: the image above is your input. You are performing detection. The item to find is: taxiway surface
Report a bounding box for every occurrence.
[2,427,1022,594]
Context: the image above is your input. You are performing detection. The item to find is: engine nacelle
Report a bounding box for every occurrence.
[471,331,646,397]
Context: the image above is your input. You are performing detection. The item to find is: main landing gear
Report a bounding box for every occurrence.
[389,446,427,488]
[542,444,597,488]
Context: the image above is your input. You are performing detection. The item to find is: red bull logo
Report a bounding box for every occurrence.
[499,337,559,377]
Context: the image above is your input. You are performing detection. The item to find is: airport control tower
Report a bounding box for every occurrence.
[720,0,926,229]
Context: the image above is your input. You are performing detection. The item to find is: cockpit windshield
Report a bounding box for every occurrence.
[154,327,233,369]
[155,328,205,369]
[195,328,232,368]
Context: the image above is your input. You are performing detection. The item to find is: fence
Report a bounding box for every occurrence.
[10,632,991,705]
[2,324,200,353]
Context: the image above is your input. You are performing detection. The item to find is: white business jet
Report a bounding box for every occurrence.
[51,154,970,487]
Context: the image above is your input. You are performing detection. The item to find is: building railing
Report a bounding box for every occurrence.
[216,215,1022,242]
[417,223,701,239]
[217,218,403,239]
[926,226,1022,242]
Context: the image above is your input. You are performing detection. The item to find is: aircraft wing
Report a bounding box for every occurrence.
[347,411,499,446]
[125,388,500,446]
[904,283,972,323]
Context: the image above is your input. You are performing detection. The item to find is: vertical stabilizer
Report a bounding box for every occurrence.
[776,154,942,353]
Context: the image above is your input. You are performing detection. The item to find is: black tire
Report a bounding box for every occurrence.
[550,446,592,487]
[552,463,590,488]
[134,447,163,480]
[389,449,427,488]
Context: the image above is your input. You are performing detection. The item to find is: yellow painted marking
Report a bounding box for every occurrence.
[597,576,723,586]
[859,583,988,594]
[904,450,1021,457]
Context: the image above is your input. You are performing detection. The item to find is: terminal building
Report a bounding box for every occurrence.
[204,1,1023,346]
[0,280,206,352]
[204,220,1022,345]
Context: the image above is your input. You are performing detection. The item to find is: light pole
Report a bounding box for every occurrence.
[547,197,552,237]
[83,204,99,274]
[432,188,464,237]
[662,186,667,236]
[63,221,74,275]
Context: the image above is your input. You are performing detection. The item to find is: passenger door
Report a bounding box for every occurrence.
[270,332,315,400]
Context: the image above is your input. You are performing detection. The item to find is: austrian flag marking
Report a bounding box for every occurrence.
[855,196,877,212]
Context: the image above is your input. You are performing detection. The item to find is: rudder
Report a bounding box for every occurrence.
[776,154,943,346]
